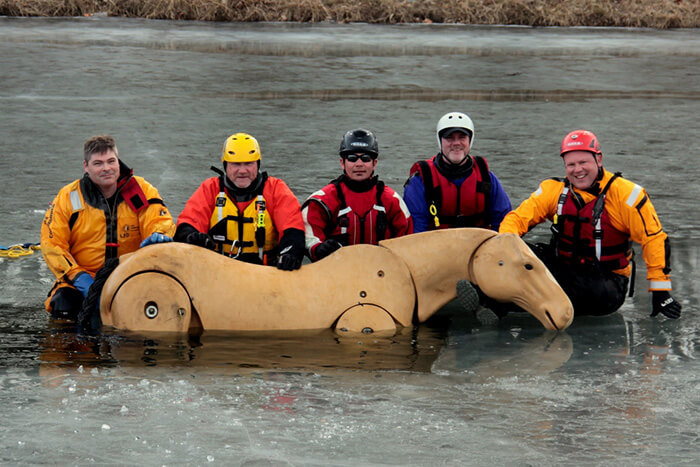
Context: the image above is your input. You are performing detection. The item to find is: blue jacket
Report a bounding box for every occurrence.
[404,170,512,233]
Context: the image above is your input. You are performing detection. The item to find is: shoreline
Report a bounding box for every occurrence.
[0,0,698,29]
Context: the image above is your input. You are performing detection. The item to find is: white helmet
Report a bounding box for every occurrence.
[436,112,475,150]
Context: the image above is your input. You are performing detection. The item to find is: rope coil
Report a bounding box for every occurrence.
[0,243,41,258]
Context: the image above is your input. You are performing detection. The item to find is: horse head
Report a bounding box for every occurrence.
[469,233,573,330]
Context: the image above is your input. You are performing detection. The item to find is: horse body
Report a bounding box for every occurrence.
[100,229,573,333]
[379,228,497,322]
[100,242,415,333]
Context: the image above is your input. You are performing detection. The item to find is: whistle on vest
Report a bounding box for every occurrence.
[429,203,440,228]
[255,197,266,260]
[255,198,266,228]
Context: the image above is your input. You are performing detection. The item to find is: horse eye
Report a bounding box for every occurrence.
[524,263,534,270]
[498,261,504,266]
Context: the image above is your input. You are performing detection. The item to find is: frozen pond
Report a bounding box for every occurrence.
[0,17,698,464]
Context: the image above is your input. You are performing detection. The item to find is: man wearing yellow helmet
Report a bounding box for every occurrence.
[175,133,305,270]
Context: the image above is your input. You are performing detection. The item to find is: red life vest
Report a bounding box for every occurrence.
[409,155,491,229]
[551,174,631,270]
[303,177,388,245]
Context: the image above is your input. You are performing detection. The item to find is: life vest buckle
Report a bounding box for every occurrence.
[229,240,243,259]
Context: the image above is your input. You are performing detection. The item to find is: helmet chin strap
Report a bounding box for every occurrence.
[439,151,469,167]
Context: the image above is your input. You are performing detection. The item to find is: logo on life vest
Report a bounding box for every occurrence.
[120,224,139,239]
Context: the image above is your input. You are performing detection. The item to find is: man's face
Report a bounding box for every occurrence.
[341,153,377,182]
[226,161,259,189]
[84,150,119,194]
[563,150,602,190]
[440,131,471,165]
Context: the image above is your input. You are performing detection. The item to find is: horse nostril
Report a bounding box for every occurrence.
[525,263,533,270]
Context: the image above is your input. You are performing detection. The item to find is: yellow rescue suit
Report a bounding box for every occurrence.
[41,172,175,311]
[500,169,673,292]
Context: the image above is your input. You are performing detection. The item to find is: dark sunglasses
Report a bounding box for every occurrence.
[344,154,374,163]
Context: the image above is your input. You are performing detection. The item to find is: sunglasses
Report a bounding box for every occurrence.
[344,154,374,163]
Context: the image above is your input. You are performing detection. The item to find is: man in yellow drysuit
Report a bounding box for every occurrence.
[500,129,681,319]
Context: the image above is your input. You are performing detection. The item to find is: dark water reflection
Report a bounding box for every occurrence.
[33,321,446,373]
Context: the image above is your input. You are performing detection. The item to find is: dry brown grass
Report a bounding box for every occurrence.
[0,0,697,28]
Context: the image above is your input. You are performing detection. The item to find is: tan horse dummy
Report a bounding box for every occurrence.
[99,228,573,334]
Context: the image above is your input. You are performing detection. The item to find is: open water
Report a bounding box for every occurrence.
[0,17,699,465]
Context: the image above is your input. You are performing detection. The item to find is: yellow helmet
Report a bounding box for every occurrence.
[221,133,261,163]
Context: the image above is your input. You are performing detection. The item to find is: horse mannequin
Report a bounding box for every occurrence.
[99,228,573,333]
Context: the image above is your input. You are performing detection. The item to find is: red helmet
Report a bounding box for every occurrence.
[560,130,602,157]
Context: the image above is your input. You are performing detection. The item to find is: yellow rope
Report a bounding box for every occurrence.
[0,244,41,258]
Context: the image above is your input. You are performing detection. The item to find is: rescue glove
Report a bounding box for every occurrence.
[277,245,303,270]
[186,231,216,250]
[650,291,682,319]
[276,228,305,271]
[140,232,173,248]
[314,239,342,261]
[72,272,95,299]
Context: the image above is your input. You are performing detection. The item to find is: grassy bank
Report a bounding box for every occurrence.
[1,0,698,28]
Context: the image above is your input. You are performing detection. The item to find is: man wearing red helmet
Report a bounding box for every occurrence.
[302,128,413,261]
[499,130,681,319]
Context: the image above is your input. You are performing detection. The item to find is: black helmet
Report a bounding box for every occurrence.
[339,129,378,157]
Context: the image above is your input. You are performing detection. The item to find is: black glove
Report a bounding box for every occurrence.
[186,231,216,251]
[650,291,682,319]
[314,239,342,261]
[277,245,303,270]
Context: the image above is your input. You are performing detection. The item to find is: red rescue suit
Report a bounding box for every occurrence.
[303,176,412,260]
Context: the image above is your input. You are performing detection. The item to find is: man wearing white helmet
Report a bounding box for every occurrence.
[403,111,512,233]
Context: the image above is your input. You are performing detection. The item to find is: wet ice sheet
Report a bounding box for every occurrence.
[0,17,698,465]
[1,319,697,465]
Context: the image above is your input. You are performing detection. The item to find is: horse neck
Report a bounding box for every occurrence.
[380,228,497,322]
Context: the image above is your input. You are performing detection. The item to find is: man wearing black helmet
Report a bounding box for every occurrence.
[302,128,413,262]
